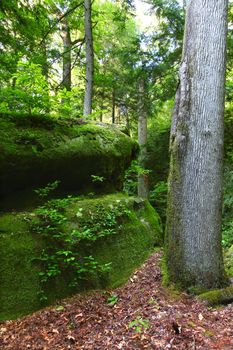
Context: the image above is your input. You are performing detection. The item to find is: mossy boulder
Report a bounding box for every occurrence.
[0,114,137,206]
[0,194,162,320]
[198,285,233,306]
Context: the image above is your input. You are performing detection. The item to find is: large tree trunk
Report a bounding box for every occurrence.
[138,77,149,199]
[61,17,72,91]
[83,0,94,116]
[166,0,228,289]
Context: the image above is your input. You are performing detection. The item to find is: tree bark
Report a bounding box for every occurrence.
[83,0,94,116]
[138,77,149,199]
[166,0,228,289]
[61,17,72,91]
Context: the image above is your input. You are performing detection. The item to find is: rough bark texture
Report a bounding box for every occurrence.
[83,0,94,116]
[61,18,71,91]
[138,78,149,199]
[166,0,228,289]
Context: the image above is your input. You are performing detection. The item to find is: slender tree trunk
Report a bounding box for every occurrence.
[99,103,103,122]
[126,113,130,133]
[61,18,72,91]
[83,0,94,116]
[41,44,49,82]
[138,77,149,199]
[112,88,116,123]
[116,107,121,124]
[12,77,16,88]
[99,89,105,122]
[41,44,50,113]
[166,0,228,289]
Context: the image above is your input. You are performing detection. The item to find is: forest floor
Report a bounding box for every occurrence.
[0,251,232,350]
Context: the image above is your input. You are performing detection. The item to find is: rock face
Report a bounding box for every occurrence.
[0,194,162,320]
[0,114,137,206]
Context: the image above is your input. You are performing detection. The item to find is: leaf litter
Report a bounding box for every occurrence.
[0,252,232,349]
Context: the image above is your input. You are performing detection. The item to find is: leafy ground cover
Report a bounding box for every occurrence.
[0,252,232,350]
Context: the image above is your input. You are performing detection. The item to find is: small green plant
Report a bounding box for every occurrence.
[55,305,65,312]
[34,180,60,198]
[149,181,168,226]
[123,160,151,196]
[31,192,112,301]
[76,202,131,239]
[107,293,118,306]
[91,175,105,183]
[128,316,150,333]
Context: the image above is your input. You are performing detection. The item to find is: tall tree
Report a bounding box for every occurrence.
[138,76,149,199]
[60,16,72,91]
[92,0,139,123]
[111,87,116,124]
[166,0,228,289]
[83,0,94,116]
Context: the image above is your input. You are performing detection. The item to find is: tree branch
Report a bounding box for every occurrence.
[40,1,84,45]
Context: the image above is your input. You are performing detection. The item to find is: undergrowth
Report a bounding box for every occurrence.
[29,182,135,301]
[30,183,116,301]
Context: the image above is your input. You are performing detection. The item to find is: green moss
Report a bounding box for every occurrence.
[0,194,161,320]
[161,252,169,286]
[224,245,233,277]
[0,214,42,320]
[198,285,233,306]
[0,114,137,207]
[64,194,162,288]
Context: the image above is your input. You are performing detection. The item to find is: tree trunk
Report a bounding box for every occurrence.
[41,44,50,113]
[99,89,105,122]
[61,17,72,91]
[112,88,116,124]
[41,44,49,82]
[126,113,130,133]
[166,0,228,289]
[83,0,94,116]
[138,77,149,199]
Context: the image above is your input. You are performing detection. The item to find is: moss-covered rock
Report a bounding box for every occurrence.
[0,194,162,320]
[224,245,233,278]
[0,114,137,207]
[198,285,233,306]
[0,213,42,320]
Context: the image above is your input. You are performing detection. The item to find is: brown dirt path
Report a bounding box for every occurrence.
[0,252,232,349]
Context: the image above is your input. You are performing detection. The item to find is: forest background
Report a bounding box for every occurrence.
[1,0,233,270]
